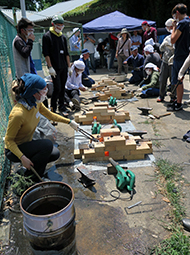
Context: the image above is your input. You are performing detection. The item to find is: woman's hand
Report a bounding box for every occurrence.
[20,155,34,170]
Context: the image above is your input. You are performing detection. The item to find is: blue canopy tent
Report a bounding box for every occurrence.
[83,11,156,33]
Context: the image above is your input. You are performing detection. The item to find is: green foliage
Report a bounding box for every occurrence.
[8,172,34,197]
[154,229,190,254]
[153,159,190,254]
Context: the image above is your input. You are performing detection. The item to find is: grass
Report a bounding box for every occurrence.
[151,159,190,254]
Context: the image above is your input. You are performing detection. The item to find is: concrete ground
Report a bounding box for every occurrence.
[1,68,190,254]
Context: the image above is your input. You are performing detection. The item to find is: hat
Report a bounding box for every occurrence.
[81,48,90,55]
[73,27,80,33]
[98,38,103,43]
[145,63,158,71]
[74,60,85,70]
[52,15,64,25]
[144,44,154,53]
[165,18,174,27]
[20,73,46,107]
[121,28,128,34]
[145,38,155,46]
[131,45,138,51]
[142,21,148,26]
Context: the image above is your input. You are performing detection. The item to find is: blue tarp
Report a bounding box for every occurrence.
[83,11,156,33]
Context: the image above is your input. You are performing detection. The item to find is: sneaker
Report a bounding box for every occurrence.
[167,103,182,111]
[183,130,190,140]
[72,98,80,110]
[58,106,69,117]
[186,137,190,143]
[184,99,190,105]
[167,99,177,107]
[69,101,75,110]
[157,97,164,102]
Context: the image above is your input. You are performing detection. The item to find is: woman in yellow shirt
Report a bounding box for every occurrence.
[5,73,79,181]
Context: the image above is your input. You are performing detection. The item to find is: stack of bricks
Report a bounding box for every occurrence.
[74,102,130,124]
[96,85,133,101]
[74,128,153,163]
[91,79,124,91]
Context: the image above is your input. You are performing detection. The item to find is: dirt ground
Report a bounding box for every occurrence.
[1,68,190,255]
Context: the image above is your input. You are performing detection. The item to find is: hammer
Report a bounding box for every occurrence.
[153,112,171,119]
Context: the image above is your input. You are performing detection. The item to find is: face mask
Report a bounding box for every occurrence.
[54,25,64,34]
[172,14,179,22]
[142,26,146,31]
[77,71,83,74]
[144,52,147,57]
[36,94,47,103]
[146,27,149,31]
[145,69,152,75]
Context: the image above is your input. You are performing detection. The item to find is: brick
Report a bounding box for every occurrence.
[120,132,129,139]
[126,154,145,160]
[125,139,137,150]
[94,143,105,152]
[74,149,82,159]
[104,145,116,152]
[104,135,126,146]
[100,128,120,137]
[94,102,109,107]
[92,106,108,113]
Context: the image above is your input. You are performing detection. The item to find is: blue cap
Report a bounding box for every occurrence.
[131,45,138,51]
[82,48,90,55]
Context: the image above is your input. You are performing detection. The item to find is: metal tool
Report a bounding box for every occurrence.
[109,158,135,200]
[153,112,171,119]
[111,119,122,131]
[169,80,181,98]
[137,107,153,115]
[128,201,142,209]
[116,101,129,111]
[30,166,43,182]
[78,127,98,142]
[77,165,96,188]
[127,130,147,138]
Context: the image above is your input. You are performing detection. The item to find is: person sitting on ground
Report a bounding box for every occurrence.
[143,44,162,70]
[79,48,95,88]
[144,38,161,56]
[4,73,79,182]
[137,63,160,98]
[65,60,87,111]
[157,18,175,103]
[123,45,144,84]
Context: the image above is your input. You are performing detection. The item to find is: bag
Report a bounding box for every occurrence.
[33,114,57,143]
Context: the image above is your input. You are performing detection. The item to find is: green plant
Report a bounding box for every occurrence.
[8,173,34,196]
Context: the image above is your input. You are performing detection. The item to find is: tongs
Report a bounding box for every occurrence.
[78,127,98,142]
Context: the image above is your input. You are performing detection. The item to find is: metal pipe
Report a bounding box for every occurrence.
[20,0,26,18]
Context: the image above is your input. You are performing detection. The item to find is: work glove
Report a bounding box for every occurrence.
[69,120,79,131]
[49,67,56,78]
[137,87,143,92]
[68,67,72,77]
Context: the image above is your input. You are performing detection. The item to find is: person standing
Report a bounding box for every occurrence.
[131,30,142,49]
[167,3,190,111]
[108,33,118,70]
[69,28,81,62]
[157,18,175,102]
[84,33,96,73]
[115,28,131,74]
[141,21,157,48]
[42,15,71,116]
[12,18,37,79]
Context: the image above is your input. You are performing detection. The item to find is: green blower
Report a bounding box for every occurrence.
[109,96,117,107]
[109,157,135,199]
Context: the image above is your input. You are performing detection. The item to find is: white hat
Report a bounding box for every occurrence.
[144,44,154,53]
[145,62,158,71]
[73,27,80,33]
[74,60,85,70]
[145,38,155,46]
[98,38,103,43]
[165,18,174,27]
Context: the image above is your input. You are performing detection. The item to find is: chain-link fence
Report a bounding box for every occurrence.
[0,11,16,209]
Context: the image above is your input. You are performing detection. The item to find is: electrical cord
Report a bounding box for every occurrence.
[75,189,132,203]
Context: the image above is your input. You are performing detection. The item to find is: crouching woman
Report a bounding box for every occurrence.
[4,73,79,181]
[137,63,160,98]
